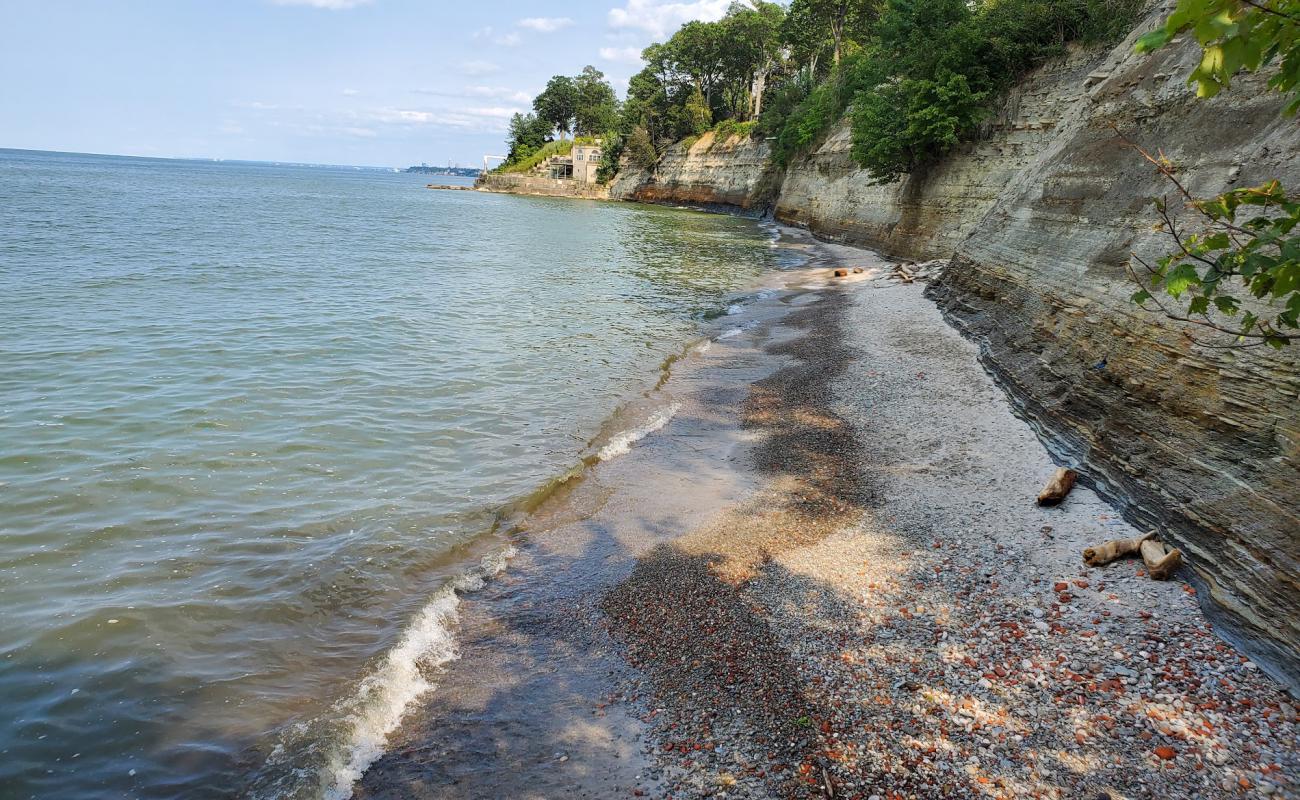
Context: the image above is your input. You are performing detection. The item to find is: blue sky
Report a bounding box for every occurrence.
[0,0,734,167]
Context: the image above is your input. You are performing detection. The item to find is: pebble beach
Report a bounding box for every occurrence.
[359,236,1297,800]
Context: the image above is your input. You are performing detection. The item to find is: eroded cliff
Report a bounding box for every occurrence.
[619,8,1300,690]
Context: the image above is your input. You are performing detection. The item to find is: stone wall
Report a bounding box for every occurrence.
[476,172,611,200]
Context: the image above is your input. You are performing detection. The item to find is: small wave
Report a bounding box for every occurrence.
[718,327,745,340]
[595,403,681,461]
[319,547,516,800]
[725,303,744,316]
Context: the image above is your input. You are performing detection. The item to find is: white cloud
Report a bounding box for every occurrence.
[473,26,522,46]
[466,86,533,103]
[459,59,501,76]
[411,86,534,103]
[607,0,729,39]
[518,17,575,33]
[270,0,373,9]
[367,105,523,132]
[599,46,644,63]
[341,88,360,96]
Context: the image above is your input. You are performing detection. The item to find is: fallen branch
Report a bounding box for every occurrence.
[1036,468,1078,507]
[1083,530,1156,567]
[1141,538,1184,580]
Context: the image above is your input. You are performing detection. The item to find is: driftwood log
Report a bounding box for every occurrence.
[1037,468,1078,506]
[1140,538,1184,580]
[1083,530,1156,567]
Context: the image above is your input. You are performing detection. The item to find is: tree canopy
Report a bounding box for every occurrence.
[500,0,1145,182]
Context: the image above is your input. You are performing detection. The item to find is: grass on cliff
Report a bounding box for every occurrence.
[498,136,599,174]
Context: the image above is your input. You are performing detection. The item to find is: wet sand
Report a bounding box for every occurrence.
[356,235,1296,800]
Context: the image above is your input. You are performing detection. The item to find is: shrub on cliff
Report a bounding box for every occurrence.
[851,72,987,184]
[844,0,1143,182]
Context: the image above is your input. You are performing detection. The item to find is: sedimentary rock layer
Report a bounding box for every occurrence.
[616,131,775,212]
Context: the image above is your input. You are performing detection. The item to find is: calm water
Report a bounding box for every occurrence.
[0,149,799,799]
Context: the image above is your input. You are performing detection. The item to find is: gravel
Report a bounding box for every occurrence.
[597,242,1298,800]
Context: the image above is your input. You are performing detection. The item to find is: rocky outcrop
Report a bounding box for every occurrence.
[775,48,1097,259]
[614,8,1300,691]
[617,131,775,212]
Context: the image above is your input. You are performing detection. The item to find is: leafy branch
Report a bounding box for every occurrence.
[1136,0,1300,114]
[1112,126,1300,348]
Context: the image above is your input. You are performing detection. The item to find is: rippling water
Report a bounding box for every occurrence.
[0,149,800,799]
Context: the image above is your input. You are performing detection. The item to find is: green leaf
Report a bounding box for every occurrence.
[1165,262,1203,296]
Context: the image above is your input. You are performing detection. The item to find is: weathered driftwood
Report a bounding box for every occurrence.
[894,263,916,284]
[1141,538,1184,580]
[1036,467,1078,506]
[1083,530,1156,567]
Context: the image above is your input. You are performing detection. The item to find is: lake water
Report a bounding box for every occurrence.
[0,149,802,799]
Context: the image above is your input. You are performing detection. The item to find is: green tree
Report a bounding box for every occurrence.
[792,0,877,66]
[720,1,787,119]
[534,75,578,139]
[851,71,985,183]
[667,20,728,109]
[504,112,553,165]
[574,65,620,136]
[684,85,713,134]
[624,124,659,168]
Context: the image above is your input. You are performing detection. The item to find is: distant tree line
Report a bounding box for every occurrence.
[501,0,1143,181]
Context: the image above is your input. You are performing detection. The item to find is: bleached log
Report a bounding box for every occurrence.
[1036,468,1078,506]
[1082,530,1155,567]
[1141,538,1184,580]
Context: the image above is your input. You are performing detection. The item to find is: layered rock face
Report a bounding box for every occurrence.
[617,131,774,212]
[775,48,1101,259]
[618,10,1300,689]
[927,19,1300,689]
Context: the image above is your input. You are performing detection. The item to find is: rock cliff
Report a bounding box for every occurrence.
[619,8,1300,690]
[614,131,775,212]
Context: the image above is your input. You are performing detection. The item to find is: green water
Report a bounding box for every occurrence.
[0,149,801,798]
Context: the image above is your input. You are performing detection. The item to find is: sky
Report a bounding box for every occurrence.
[0,0,736,167]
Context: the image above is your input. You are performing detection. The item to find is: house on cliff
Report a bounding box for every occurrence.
[547,140,602,183]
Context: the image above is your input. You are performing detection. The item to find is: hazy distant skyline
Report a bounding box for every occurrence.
[1,0,736,167]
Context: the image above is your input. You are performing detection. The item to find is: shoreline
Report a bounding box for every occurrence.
[355,232,1296,799]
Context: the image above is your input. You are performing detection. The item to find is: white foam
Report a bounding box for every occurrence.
[718,327,745,340]
[319,547,515,800]
[725,303,744,316]
[596,403,681,461]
